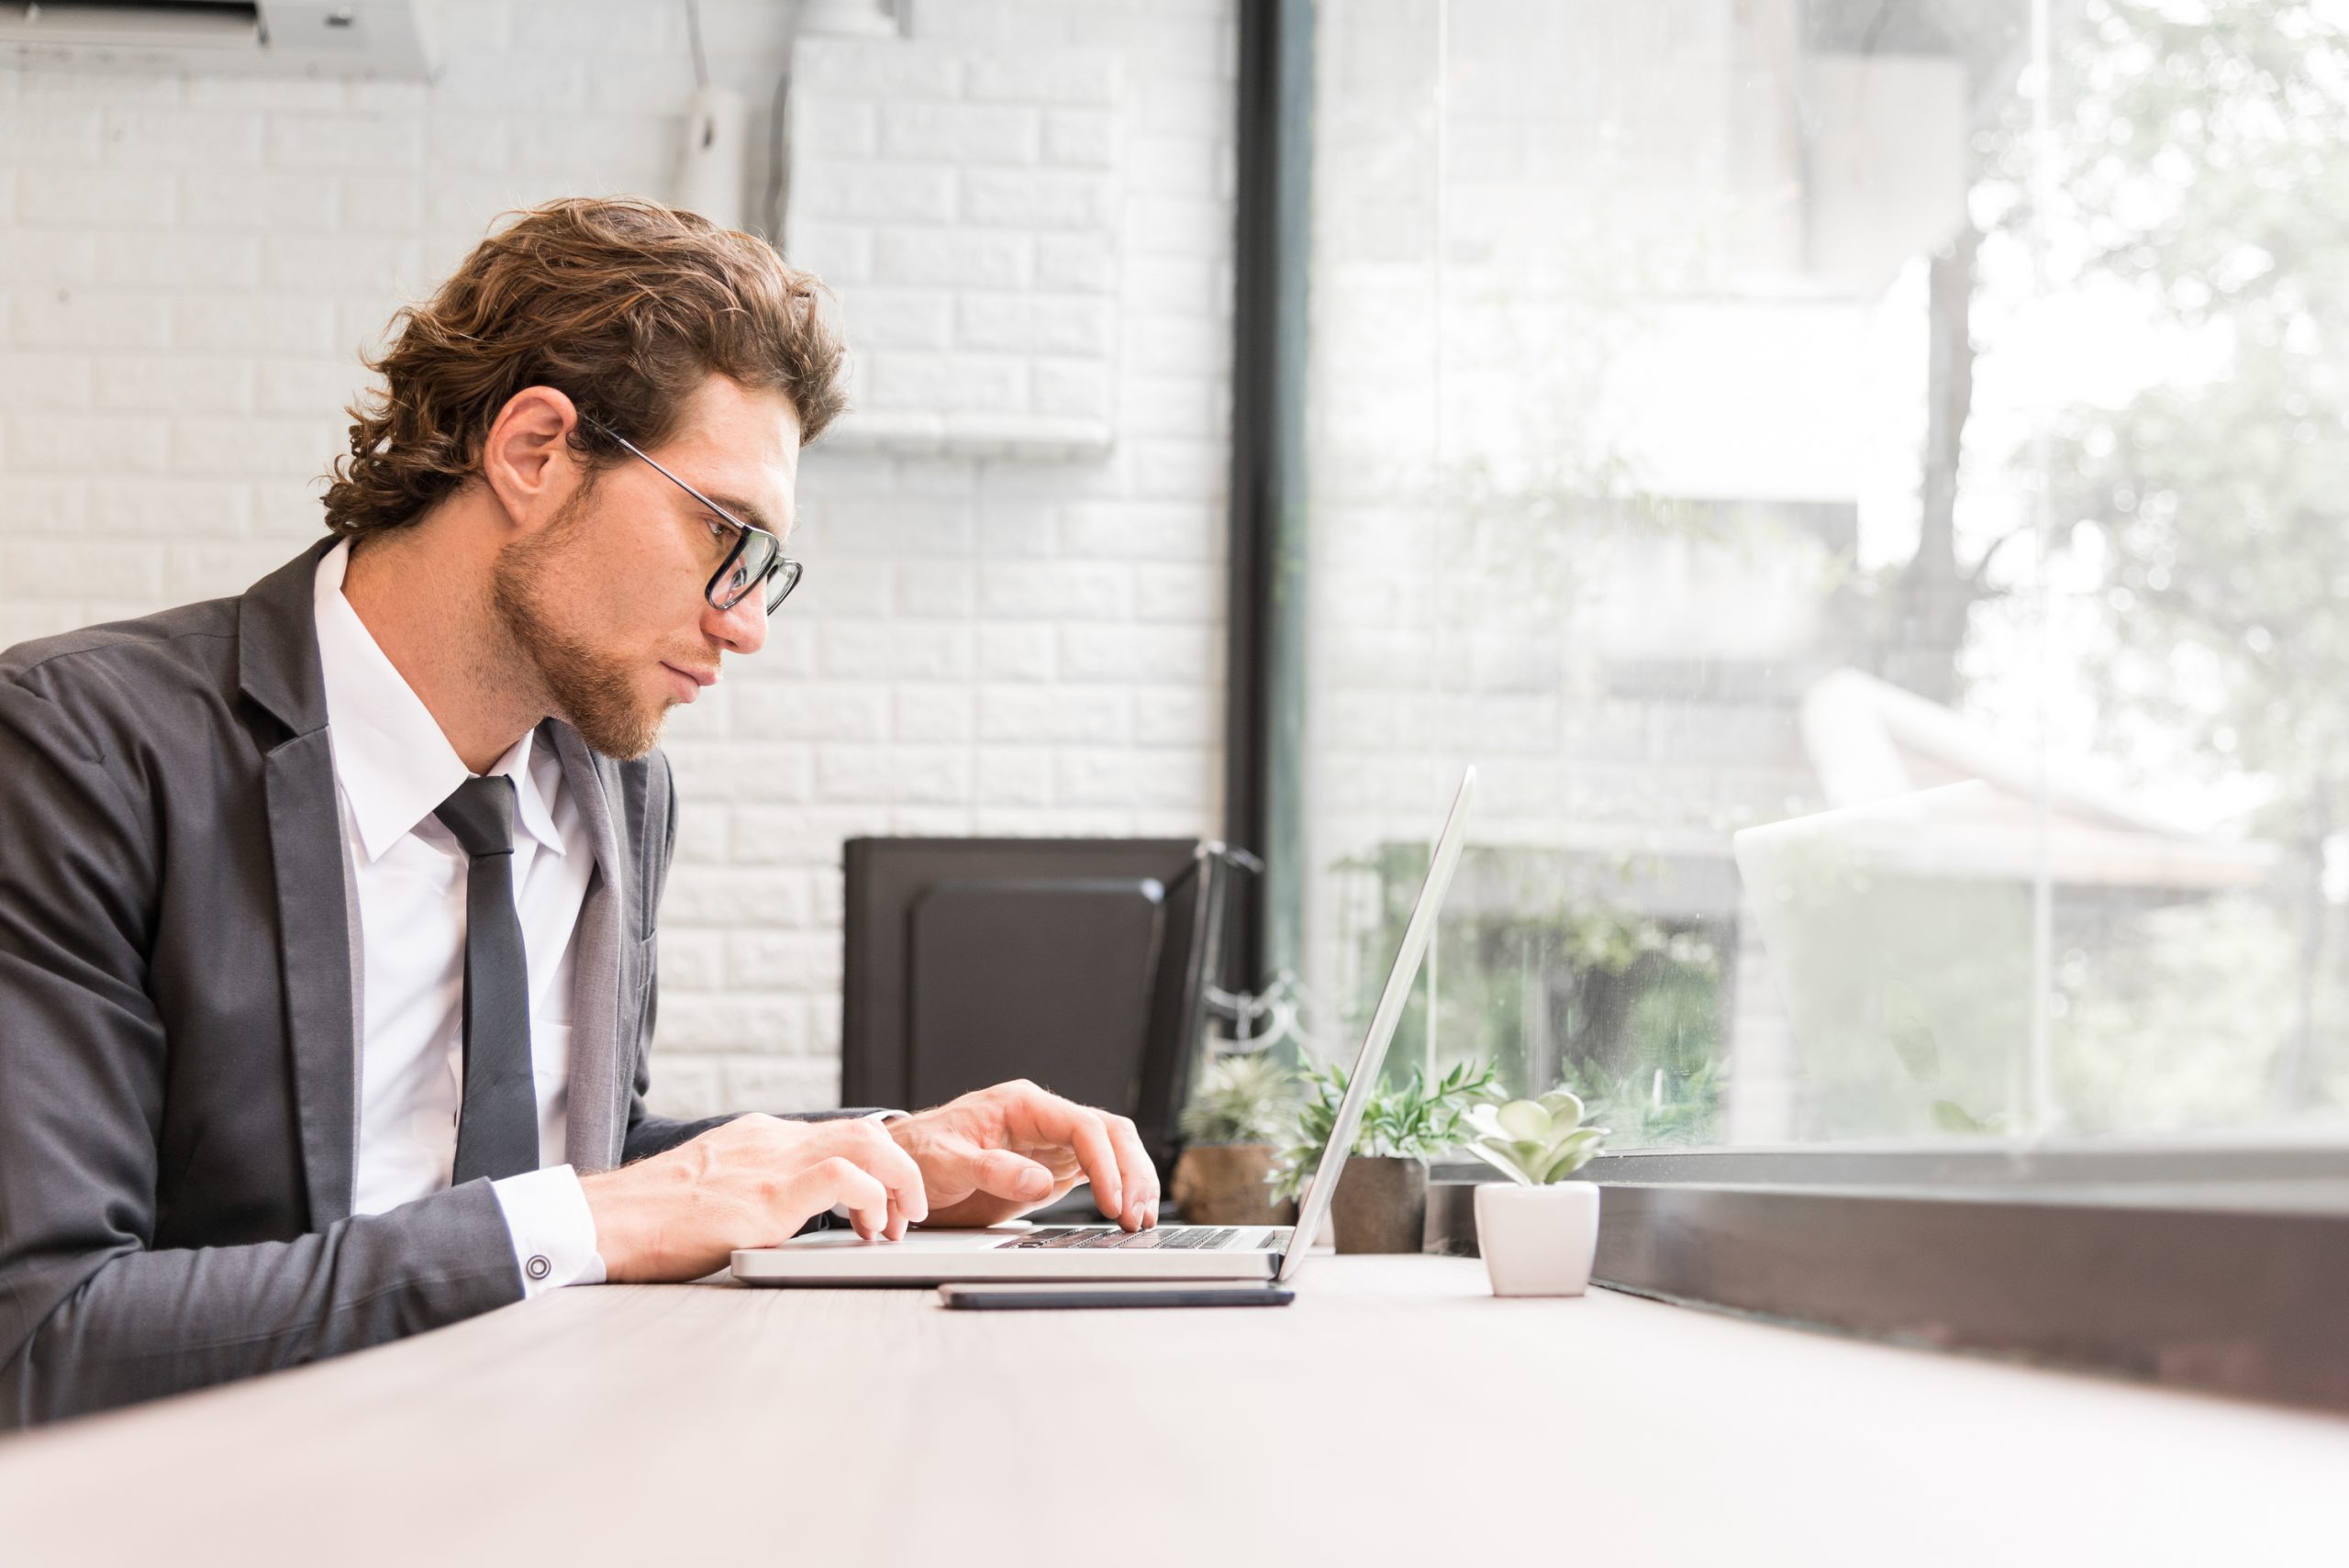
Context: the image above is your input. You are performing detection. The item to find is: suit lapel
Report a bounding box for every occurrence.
[239,539,357,1229]
[550,721,627,1175]
[264,731,358,1227]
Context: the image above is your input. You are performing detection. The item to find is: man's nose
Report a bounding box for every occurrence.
[707,591,768,656]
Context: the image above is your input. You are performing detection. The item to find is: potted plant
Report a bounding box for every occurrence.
[1464,1090,1609,1296]
[1275,1059,1497,1253]
[1171,1054,1300,1226]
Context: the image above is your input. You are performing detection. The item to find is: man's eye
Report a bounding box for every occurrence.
[705,517,729,542]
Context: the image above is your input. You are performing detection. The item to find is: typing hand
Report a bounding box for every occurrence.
[580,1114,930,1282]
[889,1080,1160,1232]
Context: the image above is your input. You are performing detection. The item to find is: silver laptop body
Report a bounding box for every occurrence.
[732,766,1478,1286]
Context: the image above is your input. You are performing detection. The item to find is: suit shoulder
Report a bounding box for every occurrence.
[0,598,240,704]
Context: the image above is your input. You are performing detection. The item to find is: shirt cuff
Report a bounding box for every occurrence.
[490,1164,607,1297]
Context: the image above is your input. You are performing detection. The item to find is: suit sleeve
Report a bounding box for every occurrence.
[617,751,886,1165]
[0,680,523,1431]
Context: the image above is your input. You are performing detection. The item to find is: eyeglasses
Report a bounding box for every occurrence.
[579,413,803,615]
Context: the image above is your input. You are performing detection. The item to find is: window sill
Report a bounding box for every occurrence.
[1423,1150,2349,1414]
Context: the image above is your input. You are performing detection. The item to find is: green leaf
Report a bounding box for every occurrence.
[1536,1090,1586,1128]
[1539,1129,1607,1181]
[1467,1140,1536,1186]
[1931,1098,1989,1134]
[1496,1099,1551,1142]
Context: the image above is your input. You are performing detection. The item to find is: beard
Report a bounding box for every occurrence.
[489,502,670,762]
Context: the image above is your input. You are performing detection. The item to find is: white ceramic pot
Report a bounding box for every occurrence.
[1474,1181,1600,1297]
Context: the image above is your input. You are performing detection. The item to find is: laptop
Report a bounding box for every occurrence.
[732,764,1477,1287]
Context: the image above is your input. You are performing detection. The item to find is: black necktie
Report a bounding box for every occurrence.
[434,775,539,1184]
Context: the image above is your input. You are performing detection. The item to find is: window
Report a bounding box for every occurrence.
[1278,0,2349,1162]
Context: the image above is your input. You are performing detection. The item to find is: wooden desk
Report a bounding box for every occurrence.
[1,1257,2342,1565]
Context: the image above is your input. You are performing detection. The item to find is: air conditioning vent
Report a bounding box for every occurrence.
[0,0,435,79]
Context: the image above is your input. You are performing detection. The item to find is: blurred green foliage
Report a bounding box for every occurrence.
[1341,842,1725,1148]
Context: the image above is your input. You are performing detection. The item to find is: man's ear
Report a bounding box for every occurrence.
[479,385,584,535]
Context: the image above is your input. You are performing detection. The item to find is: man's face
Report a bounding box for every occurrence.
[491,374,801,760]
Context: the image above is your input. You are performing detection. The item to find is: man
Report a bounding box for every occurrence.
[0,197,1158,1429]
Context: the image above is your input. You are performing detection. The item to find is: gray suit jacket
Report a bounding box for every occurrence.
[0,539,842,1429]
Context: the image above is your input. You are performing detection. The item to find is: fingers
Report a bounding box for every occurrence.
[1001,1086,1159,1231]
[759,1118,927,1241]
[852,1121,929,1240]
[969,1147,1056,1205]
[1059,1107,1123,1219]
[819,1120,927,1240]
[1101,1112,1160,1231]
[784,1157,890,1240]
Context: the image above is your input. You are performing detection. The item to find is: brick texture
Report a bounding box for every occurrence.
[789,25,1130,459]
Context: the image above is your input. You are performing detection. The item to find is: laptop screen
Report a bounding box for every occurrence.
[1278,766,1477,1284]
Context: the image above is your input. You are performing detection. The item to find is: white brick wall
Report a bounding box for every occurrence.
[0,0,1237,1118]
[787,26,1130,460]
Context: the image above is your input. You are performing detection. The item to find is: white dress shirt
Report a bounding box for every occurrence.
[314,540,605,1298]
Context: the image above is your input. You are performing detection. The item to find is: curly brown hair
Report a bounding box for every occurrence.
[323,197,847,539]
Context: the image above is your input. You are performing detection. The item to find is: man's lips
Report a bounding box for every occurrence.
[661,662,718,703]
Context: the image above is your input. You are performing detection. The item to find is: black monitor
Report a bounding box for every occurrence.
[841,838,1238,1170]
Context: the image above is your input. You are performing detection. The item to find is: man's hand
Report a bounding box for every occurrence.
[888,1080,1161,1231]
[580,1114,928,1283]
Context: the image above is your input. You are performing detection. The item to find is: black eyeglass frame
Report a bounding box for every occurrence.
[579,413,803,615]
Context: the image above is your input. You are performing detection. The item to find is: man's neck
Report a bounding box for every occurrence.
[339,509,549,775]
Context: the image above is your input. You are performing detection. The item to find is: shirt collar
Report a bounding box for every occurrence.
[312,539,567,865]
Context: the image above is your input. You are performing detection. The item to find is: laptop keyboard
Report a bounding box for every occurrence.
[995,1226,1267,1251]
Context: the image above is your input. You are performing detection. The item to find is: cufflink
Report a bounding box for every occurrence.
[526,1254,552,1282]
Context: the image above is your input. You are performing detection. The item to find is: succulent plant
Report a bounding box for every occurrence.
[1465,1091,1609,1185]
[1178,1052,1297,1146]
